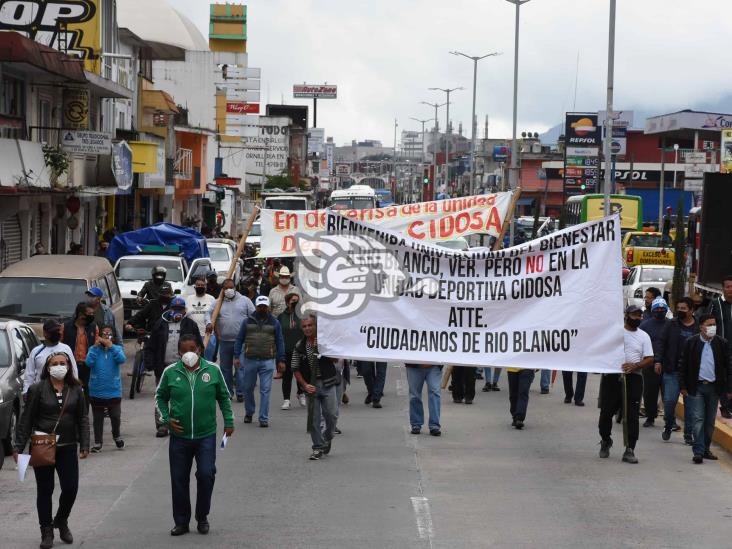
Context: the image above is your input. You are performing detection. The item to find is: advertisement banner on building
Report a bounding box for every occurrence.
[326,142,334,171]
[62,130,111,155]
[242,116,290,187]
[335,164,351,175]
[0,0,101,73]
[226,102,260,114]
[62,89,89,129]
[721,130,732,173]
[308,213,624,373]
[293,84,338,99]
[308,128,325,155]
[112,141,133,190]
[493,145,509,162]
[258,192,514,257]
[564,113,600,196]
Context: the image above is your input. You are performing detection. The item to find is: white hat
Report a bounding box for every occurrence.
[278,266,291,277]
[255,295,270,307]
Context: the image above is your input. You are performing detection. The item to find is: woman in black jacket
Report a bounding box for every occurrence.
[14,351,90,549]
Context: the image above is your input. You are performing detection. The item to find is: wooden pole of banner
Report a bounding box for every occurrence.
[492,188,522,251]
[441,366,453,389]
[203,206,260,349]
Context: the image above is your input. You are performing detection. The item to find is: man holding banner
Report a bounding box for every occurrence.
[598,305,653,464]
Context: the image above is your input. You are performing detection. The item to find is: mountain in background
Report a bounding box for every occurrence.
[539,94,732,144]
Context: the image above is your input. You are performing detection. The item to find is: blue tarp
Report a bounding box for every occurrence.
[107,223,209,265]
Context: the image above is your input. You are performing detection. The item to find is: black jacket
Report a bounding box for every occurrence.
[15,379,90,452]
[292,338,337,385]
[656,319,699,373]
[679,335,732,396]
[709,297,732,348]
[145,315,202,377]
[61,319,98,362]
[128,299,166,333]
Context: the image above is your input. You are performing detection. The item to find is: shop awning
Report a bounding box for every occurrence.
[0,138,51,188]
[143,90,179,113]
[0,33,86,82]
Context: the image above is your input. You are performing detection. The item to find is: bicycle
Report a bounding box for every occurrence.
[128,330,150,399]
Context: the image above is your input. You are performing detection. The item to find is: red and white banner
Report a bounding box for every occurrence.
[293,84,338,99]
[258,192,515,257]
[226,102,260,114]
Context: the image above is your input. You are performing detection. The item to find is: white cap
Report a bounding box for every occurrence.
[255,295,270,307]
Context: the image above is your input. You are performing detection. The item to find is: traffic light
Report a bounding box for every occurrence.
[423,168,430,185]
[580,182,587,191]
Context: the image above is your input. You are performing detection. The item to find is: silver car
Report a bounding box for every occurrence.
[622,265,674,308]
[0,319,39,470]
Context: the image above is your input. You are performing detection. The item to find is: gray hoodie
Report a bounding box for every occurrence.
[206,292,255,341]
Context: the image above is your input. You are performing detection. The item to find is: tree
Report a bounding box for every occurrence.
[264,174,298,190]
[670,198,686,308]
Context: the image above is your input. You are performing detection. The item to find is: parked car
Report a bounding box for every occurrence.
[622,264,674,308]
[245,222,262,251]
[0,255,123,338]
[0,319,39,470]
[206,238,243,285]
[435,237,470,252]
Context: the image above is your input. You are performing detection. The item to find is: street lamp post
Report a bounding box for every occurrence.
[410,117,434,203]
[392,118,398,198]
[450,50,501,196]
[602,0,617,216]
[429,87,463,193]
[506,0,531,192]
[673,143,679,189]
[421,101,446,198]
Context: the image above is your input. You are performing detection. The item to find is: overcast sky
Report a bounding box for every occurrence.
[168,0,732,146]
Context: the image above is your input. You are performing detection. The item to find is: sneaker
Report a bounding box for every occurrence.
[661,429,671,441]
[491,383,500,392]
[482,384,491,392]
[564,397,572,404]
[281,400,291,410]
[540,388,549,395]
[411,426,421,434]
[364,394,373,405]
[465,399,473,405]
[372,400,382,409]
[599,438,612,458]
[511,418,517,427]
[334,427,342,435]
[514,420,524,430]
[259,421,269,428]
[244,415,252,424]
[684,434,693,446]
[298,394,307,407]
[429,428,441,437]
[693,454,703,464]
[453,398,464,404]
[114,437,125,449]
[91,444,102,453]
[622,448,638,464]
[703,450,718,460]
[643,418,655,427]
[574,401,585,407]
[323,441,332,455]
[342,393,349,404]
[356,373,363,379]
[309,450,324,460]
[721,409,732,419]
[671,424,681,432]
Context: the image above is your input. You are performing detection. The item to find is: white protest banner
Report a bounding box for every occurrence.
[258,192,514,257]
[301,213,624,373]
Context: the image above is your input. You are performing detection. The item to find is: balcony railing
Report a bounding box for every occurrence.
[173,147,193,180]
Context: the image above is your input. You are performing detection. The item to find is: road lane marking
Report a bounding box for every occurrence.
[411,496,434,541]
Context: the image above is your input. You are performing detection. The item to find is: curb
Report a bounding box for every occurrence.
[676,399,732,453]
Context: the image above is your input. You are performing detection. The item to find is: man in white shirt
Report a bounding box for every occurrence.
[598,304,654,464]
[23,319,79,395]
[186,277,215,337]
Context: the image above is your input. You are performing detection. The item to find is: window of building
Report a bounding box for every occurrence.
[38,98,52,144]
[0,74,25,138]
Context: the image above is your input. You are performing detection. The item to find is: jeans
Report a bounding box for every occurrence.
[661,372,690,434]
[540,369,551,391]
[686,383,719,456]
[169,434,217,526]
[483,367,502,385]
[598,374,643,449]
[89,397,121,445]
[218,340,235,396]
[642,366,661,419]
[508,369,535,421]
[309,381,338,450]
[241,358,276,422]
[452,366,476,401]
[406,366,441,430]
[33,444,78,527]
[562,371,587,403]
[357,361,387,401]
[204,334,218,362]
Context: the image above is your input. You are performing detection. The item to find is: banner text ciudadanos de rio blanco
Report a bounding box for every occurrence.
[308,212,625,374]
[258,191,514,257]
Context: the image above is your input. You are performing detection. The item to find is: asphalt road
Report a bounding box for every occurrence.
[2,353,732,548]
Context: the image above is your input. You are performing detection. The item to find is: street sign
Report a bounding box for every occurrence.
[293,84,337,98]
[225,79,260,91]
[610,141,622,154]
[684,179,703,192]
[224,125,260,138]
[335,164,351,175]
[685,152,706,164]
[62,130,112,155]
[226,102,260,114]
[225,114,261,125]
[218,66,261,80]
[685,164,708,179]
[225,89,261,102]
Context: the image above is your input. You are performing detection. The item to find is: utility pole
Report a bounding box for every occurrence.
[421,101,445,198]
[506,0,531,191]
[429,87,463,193]
[602,0,616,216]
[450,50,501,196]
[410,117,434,203]
[392,118,398,196]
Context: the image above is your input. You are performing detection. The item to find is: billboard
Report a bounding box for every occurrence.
[242,116,291,186]
[293,84,338,99]
[308,128,325,155]
[564,113,600,196]
[722,129,732,174]
[493,145,509,162]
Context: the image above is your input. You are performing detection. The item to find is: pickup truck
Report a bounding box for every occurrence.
[622,231,675,268]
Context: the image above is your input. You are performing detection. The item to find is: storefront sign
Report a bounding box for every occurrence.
[62,130,111,155]
[564,112,600,197]
[62,88,89,129]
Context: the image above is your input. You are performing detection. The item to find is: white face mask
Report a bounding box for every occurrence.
[279,277,290,286]
[224,288,236,299]
[181,351,199,368]
[705,326,717,338]
[49,365,68,380]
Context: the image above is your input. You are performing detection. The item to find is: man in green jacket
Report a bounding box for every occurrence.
[155,334,234,537]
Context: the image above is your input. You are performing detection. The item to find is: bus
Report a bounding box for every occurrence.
[564,194,642,232]
[374,188,394,207]
[329,185,378,210]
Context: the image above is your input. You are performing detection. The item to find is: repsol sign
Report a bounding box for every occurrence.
[0,1,98,60]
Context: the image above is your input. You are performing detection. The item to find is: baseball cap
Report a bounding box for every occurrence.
[85,287,104,298]
[170,296,186,309]
[255,295,270,307]
[651,297,668,311]
[625,304,642,314]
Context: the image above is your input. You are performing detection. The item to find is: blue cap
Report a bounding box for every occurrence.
[170,296,186,309]
[651,297,668,311]
[85,287,104,298]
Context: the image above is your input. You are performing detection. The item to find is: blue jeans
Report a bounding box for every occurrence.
[661,372,690,434]
[241,358,276,422]
[218,340,235,396]
[169,434,216,526]
[540,369,551,391]
[686,383,719,456]
[310,381,338,450]
[508,369,535,420]
[483,367,502,384]
[406,366,441,430]
[357,361,387,401]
